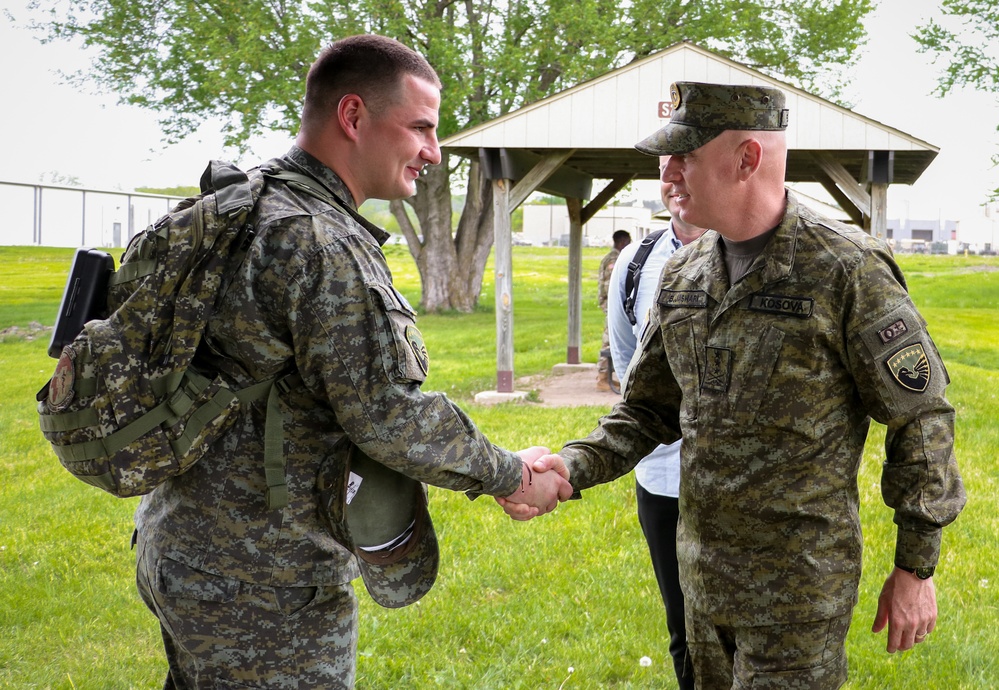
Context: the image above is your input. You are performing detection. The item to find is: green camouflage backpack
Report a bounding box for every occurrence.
[36,161,339,508]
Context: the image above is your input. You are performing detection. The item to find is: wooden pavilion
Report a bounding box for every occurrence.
[440,41,939,398]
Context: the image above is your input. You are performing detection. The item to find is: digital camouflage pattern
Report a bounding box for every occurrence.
[37,162,270,498]
[136,533,360,688]
[133,146,526,685]
[635,81,790,156]
[561,191,966,627]
[686,610,851,688]
[135,144,523,595]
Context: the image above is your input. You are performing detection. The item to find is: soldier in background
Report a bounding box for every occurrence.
[509,82,966,688]
[596,229,631,390]
[134,35,571,689]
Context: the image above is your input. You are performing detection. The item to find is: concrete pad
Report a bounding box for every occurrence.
[551,362,597,375]
[473,389,531,405]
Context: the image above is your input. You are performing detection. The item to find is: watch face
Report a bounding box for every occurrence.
[915,566,935,580]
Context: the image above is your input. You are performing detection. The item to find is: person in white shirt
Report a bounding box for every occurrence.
[606,157,706,690]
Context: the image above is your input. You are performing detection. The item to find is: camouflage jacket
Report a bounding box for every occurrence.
[135,146,522,587]
[561,191,966,626]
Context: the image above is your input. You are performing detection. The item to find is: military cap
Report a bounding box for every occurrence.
[318,441,439,608]
[636,81,789,156]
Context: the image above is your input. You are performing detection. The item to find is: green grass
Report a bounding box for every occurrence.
[1,247,996,688]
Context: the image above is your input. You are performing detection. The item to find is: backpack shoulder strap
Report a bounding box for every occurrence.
[623,228,668,326]
[262,167,390,239]
[262,168,347,214]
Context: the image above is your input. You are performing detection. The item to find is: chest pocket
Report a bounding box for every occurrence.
[367,283,428,384]
[729,323,785,426]
[659,311,704,423]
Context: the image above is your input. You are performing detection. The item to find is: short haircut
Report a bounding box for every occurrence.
[301,34,441,130]
[613,230,632,245]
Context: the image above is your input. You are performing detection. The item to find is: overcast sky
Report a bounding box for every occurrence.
[2,0,997,222]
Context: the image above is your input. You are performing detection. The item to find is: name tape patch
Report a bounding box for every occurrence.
[748,293,814,318]
[658,290,708,308]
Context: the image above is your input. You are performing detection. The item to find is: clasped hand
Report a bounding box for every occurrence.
[494,447,572,521]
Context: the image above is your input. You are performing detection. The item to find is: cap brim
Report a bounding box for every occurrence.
[351,480,439,608]
[319,442,440,609]
[634,122,723,156]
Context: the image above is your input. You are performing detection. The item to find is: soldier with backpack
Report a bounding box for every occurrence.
[123,35,571,688]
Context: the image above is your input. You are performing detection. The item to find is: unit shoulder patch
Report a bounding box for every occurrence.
[886,342,930,392]
[406,325,430,376]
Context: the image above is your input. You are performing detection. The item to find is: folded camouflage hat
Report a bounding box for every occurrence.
[318,440,439,608]
[635,81,789,156]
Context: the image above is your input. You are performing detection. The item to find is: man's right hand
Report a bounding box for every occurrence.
[495,453,571,521]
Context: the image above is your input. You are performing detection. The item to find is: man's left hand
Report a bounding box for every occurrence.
[872,567,937,653]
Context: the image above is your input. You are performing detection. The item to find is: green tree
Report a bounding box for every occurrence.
[914,0,999,199]
[30,0,873,310]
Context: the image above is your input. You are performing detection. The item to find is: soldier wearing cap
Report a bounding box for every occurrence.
[514,81,965,688]
[133,35,572,689]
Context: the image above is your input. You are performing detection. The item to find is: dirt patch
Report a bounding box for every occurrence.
[0,321,50,342]
[516,369,622,408]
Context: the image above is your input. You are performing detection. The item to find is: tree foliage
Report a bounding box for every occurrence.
[30,0,874,310]
[914,0,999,197]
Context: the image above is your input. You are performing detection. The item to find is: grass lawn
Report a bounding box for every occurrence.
[1,246,996,688]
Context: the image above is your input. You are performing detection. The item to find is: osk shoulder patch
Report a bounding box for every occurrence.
[406,325,430,376]
[886,342,930,392]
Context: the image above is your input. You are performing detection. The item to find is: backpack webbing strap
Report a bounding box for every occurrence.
[263,381,288,509]
[623,229,667,326]
[47,369,221,464]
[263,169,347,215]
[108,259,157,286]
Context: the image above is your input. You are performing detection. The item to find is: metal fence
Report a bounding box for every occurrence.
[1,180,185,248]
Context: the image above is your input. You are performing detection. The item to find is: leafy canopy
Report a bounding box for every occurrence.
[30,0,874,150]
[914,0,999,198]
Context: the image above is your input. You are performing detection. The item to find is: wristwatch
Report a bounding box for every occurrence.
[896,563,935,579]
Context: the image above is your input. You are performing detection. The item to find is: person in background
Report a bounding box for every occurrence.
[509,81,965,689]
[597,229,631,391]
[606,161,706,690]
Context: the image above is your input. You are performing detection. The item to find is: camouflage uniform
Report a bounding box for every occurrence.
[561,191,965,685]
[597,247,620,386]
[135,146,523,688]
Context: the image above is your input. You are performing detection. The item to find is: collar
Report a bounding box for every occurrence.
[281,146,391,245]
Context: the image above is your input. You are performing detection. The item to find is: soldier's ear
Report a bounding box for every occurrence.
[735,138,763,180]
[338,94,366,142]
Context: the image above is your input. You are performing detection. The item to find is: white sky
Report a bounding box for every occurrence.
[2,0,998,222]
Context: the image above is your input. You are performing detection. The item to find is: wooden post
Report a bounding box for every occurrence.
[566,198,584,364]
[492,178,515,392]
[869,182,888,241]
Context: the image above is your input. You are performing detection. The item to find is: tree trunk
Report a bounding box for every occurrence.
[391,152,495,313]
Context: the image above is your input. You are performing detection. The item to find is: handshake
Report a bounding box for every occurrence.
[495,447,572,521]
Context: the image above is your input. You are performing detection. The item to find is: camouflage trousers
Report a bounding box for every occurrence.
[597,320,612,378]
[686,608,850,689]
[136,533,358,689]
